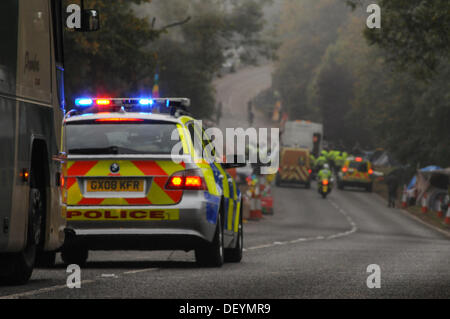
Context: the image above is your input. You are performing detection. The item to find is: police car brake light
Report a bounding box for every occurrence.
[185,176,203,188]
[342,167,348,173]
[355,157,363,162]
[95,118,144,123]
[368,169,374,175]
[166,171,206,190]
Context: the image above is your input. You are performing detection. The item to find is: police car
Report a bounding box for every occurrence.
[60,97,244,267]
[337,156,374,192]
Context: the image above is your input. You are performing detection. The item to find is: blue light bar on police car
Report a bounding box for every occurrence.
[139,99,154,105]
[75,98,93,106]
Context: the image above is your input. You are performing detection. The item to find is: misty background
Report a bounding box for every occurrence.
[63,0,450,168]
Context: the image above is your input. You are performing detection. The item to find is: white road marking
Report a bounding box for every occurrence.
[0,266,161,299]
[123,268,158,275]
[0,280,96,299]
[244,198,358,251]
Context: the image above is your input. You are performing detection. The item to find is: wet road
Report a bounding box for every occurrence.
[0,66,448,299]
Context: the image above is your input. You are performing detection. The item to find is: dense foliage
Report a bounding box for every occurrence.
[271,0,449,167]
[63,0,272,118]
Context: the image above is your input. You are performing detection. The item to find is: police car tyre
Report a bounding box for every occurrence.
[35,251,56,268]
[305,181,311,189]
[0,187,43,285]
[224,202,243,263]
[367,183,373,193]
[61,248,89,266]
[195,214,224,267]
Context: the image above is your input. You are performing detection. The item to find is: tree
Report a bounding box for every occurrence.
[63,0,161,104]
[272,0,350,119]
[346,0,450,80]
[63,0,272,118]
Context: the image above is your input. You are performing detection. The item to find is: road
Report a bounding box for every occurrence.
[0,66,449,299]
[214,64,274,131]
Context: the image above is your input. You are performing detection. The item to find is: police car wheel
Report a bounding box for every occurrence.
[61,248,89,266]
[224,205,243,263]
[195,214,224,267]
[366,184,373,193]
[0,188,43,285]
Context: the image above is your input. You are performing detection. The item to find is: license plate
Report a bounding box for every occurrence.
[87,179,144,192]
[323,186,328,193]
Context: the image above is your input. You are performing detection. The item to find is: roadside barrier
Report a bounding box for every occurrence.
[421,193,428,214]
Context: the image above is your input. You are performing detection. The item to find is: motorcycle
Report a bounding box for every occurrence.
[318,178,333,199]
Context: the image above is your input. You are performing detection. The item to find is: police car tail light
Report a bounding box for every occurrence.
[355,157,363,162]
[342,167,348,173]
[168,176,183,188]
[368,169,374,175]
[166,170,206,191]
[185,176,203,188]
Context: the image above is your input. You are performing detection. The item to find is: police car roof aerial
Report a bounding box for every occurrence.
[66,97,192,119]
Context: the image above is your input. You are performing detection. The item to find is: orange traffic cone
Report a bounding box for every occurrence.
[421,193,428,214]
[401,186,408,208]
[444,204,450,226]
[249,186,263,221]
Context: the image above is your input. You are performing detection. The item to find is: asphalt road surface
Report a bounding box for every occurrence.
[0,66,449,299]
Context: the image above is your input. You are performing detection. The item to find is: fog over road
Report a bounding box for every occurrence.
[214,65,274,131]
[0,65,449,299]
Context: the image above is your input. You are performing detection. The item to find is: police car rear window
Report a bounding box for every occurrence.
[65,121,180,155]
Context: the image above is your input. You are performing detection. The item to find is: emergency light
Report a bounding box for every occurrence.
[70,97,191,118]
[139,99,154,105]
[96,99,111,106]
[75,98,93,106]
